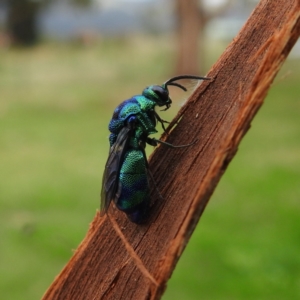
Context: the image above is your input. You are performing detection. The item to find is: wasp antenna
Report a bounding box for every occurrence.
[164,75,211,85]
[167,82,187,91]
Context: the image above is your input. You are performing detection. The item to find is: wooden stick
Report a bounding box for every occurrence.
[43,1,300,299]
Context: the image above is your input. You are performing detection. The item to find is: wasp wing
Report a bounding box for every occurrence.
[100,126,131,216]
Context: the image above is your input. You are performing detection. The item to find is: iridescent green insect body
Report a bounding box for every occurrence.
[100,75,210,223]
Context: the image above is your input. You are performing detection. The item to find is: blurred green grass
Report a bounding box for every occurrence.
[0,37,299,300]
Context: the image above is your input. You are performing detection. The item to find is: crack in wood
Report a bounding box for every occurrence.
[101,258,131,298]
[108,214,159,287]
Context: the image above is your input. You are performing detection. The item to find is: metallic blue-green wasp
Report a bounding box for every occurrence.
[100,75,210,223]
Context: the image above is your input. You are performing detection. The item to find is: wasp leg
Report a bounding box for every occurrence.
[146,168,164,200]
[154,111,170,133]
[146,137,197,148]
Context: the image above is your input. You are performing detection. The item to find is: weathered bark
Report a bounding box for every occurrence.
[43,0,300,299]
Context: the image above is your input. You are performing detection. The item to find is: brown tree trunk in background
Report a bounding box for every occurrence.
[175,0,201,74]
[175,0,235,75]
[7,0,40,46]
[43,0,300,299]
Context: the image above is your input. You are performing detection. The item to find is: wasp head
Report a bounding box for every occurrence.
[142,75,211,111]
[142,85,172,111]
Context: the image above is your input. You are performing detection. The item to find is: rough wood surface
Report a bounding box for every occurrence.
[43,1,300,299]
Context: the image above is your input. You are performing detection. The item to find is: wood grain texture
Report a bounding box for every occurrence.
[43,0,300,299]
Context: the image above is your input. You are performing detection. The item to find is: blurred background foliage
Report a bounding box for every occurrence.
[0,0,299,299]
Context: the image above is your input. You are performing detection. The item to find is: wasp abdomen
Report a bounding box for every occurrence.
[115,149,150,223]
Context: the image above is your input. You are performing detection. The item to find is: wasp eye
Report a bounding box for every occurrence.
[152,86,169,102]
